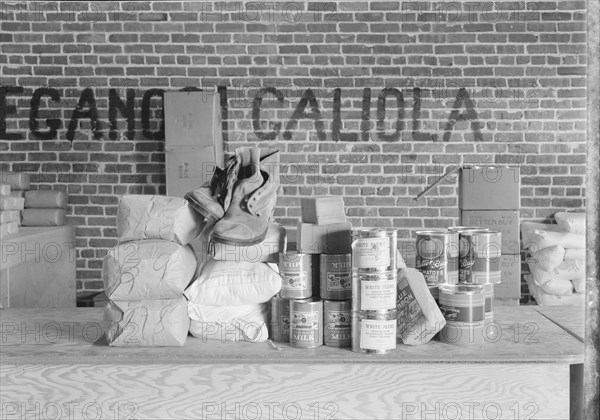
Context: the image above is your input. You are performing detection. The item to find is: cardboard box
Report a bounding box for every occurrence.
[165,145,221,198]
[164,91,223,150]
[297,222,352,254]
[301,196,346,225]
[459,166,520,210]
[461,210,520,255]
[494,254,521,299]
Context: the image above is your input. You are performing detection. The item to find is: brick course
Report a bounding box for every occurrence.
[0,1,587,303]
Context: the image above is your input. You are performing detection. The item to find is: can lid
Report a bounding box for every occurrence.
[353,269,397,280]
[458,228,492,235]
[416,229,454,236]
[448,226,490,232]
[351,228,398,238]
[290,296,322,307]
[439,284,485,295]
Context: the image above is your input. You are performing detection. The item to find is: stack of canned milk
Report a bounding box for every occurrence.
[416,228,501,346]
[351,228,399,354]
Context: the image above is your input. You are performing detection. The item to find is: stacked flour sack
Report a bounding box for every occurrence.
[522,212,585,305]
[0,172,29,238]
[22,189,68,226]
[102,195,203,346]
[184,147,284,343]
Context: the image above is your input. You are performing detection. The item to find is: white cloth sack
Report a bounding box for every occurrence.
[117,194,204,245]
[104,298,190,347]
[525,275,584,306]
[103,240,197,300]
[554,212,585,235]
[184,258,282,306]
[525,229,585,252]
[188,302,269,342]
[528,262,574,296]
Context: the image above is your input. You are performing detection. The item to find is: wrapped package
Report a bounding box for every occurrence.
[0,210,20,224]
[571,277,585,294]
[21,208,66,226]
[0,171,30,190]
[525,275,584,306]
[521,222,562,250]
[0,196,24,211]
[396,267,446,345]
[0,184,10,196]
[566,248,586,261]
[530,245,565,271]
[525,229,585,252]
[301,196,346,225]
[188,302,269,342]
[0,222,19,238]
[103,240,197,300]
[117,194,204,245]
[297,221,352,254]
[528,263,574,296]
[25,189,68,208]
[554,212,585,235]
[104,298,190,347]
[211,221,286,263]
[184,258,282,306]
[9,190,25,198]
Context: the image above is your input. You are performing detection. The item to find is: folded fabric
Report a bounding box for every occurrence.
[104,298,190,347]
[103,240,197,300]
[0,184,10,196]
[525,274,584,306]
[0,210,20,224]
[525,229,585,252]
[554,212,585,235]
[0,171,30,190]
[0,196,24,211]
[211,221,287,263]
[21,208,66,226]
[396,267,445,345]
[184,258,282,306]
[25,190,68,208]
[117,194,204,245]
[188,302,269,342]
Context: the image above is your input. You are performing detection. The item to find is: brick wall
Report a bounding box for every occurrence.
[0,1,587,302]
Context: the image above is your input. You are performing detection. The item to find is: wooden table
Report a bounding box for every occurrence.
[0,306,583,419]
[0,226,76,308]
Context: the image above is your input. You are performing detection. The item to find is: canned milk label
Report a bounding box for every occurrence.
[360,319,396,350]
[326,273,351,292]
[353,237,390,268]
[291,311,319,342]
[325,311,351,340]
[282,272,308,291]
[281,315,290,339]
[360,279,396,310]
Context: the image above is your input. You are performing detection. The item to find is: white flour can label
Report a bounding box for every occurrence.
[359,319,397,350]
[360,279,397,310]
[351,228,397,271]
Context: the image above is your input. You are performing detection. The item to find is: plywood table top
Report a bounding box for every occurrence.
[0,305,583,365]
[533,304,585,342]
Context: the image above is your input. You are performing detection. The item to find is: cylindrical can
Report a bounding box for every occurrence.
[279,251,312,299]
[351,270,397,313]
[311,254,320,297]
[458,230,502,284]
[351,310,398,354]
[324,300,351,347]
[351,228,397,272]
[448,226,490,232]
[415,230,459,286]
[428,285,439,304]
[269,295,290,343]
[438,284,485,345]
[320,254,352,300]
[289,297,323,348]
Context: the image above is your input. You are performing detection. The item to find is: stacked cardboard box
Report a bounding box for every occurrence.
[0,172,29,238]
[459,166,521,302]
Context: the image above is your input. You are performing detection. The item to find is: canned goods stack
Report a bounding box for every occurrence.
[271,197,352,348]
[415,230,459,286]
[438,284,486,346]
[351,228,399,354]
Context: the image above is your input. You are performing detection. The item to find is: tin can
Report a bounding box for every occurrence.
[320,254,352,300]
[458,230,502,284]
[289,297,323,348]
[269,295,290,343]
[351,310,398,354]
[279,251,312,299]
[351,270,397,313]
[324,300,351,347]
[311,254,320,297]
[351,228,397,272]
[415,230,459,286]
[428,285,439,304]
[438,284,485,345]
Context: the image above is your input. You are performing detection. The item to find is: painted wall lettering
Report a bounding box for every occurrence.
[0,86,24,140]
[377,88,405,142]
[66,87,101,141]
[283,88,327,141]
[443,87,482,142]
[141,88,165,141]
[108,88,136,140]
[30,88,62,140]
[252,87,284,140]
